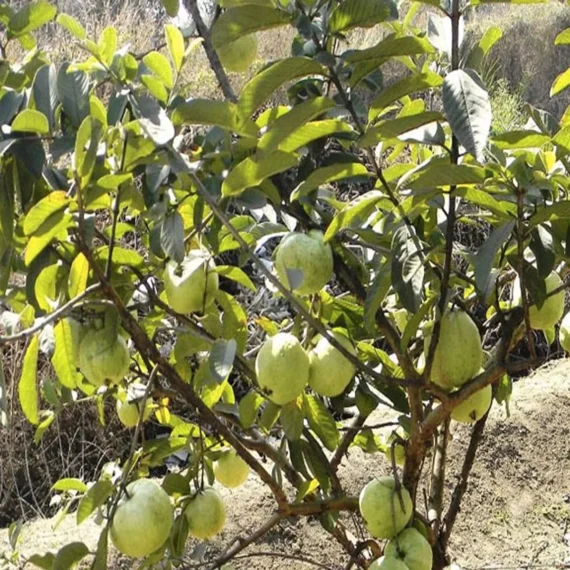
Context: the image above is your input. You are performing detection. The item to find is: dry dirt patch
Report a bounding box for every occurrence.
[3,361,570,569]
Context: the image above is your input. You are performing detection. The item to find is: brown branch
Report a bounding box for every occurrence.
[331,414,367,474]
[441,411,489,547]
[428,417,450,532]
[183,0,236,102]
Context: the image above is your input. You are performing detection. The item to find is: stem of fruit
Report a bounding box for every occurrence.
[184,0,236,102]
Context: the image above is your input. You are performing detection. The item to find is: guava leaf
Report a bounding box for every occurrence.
[280,399,304,441]
[19,335,40,425]
[76,480,114,525]
[209,339,237,383]
[53,542,89,570]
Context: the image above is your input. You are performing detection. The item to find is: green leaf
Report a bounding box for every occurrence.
[57,63,90,128]
[369,72,442,123]
[239,392,265,428]
[98,27,117,67]
[443,69,491,161]
[19,335,40,425]
[52,319,82,389]
[280,399,304,441]
[364,262,391,333]
[237,57,325,118]
[329,0,398,33]
[360,112,442,146]
[161,211,185,264]
[492,130,551,149]
[458,187,516,217]
[52,478,88,493]
[28,553,56,570]
[53,542,89,570]
[34,412,55,444]
[345,36,434,63]
[292,163,372,199]
[91,528,109,570]
[33,65,58,133]
[143,51,174,89]
[172,99,258,138]
[68,252,89,298]
[324,190,384,241]
[302,395,340,451]
[529,225,555,280]
[555,28,570,45]
[56,13,86,40]
[211,5,290,49]
[76,480,114,525]
[258,97,337,152]
[278,120,356,153]
[466,26,502,71]
[11,109,49,134]
[162,0,180,16]
[222,151,298,197]
[551,68,570,97]
[35,263,59,313]
[215,265,257,291]
[74,116,103,181]
[8,1,56,37]
[532,201,570,226]
[24,192,70,236]
[209,338,237,382]
[401,295,436,351]
[391,225,423,313]
[303,432,332,492]
[474,221,514,297]
[165,24,185,72]
[407,164,488,190]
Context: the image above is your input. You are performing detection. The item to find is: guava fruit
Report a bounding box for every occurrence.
[274,230,333,296]
[78,328,130,387]
[427,310,483,390]
[369,557,409,570]
[384,429,407,467]
[217,34,258,73]
[184,488,226,540]
[559,312,570,352]
[385,527,433,570]
[359,477,413,539]
[255,332,310,405]
[451,384,492,424]
[116,387,153,428]
[308,331,356,397]
[214,449,250,488]
[110,479,173,558]
[511,271,564,331]
[163,249,219,314]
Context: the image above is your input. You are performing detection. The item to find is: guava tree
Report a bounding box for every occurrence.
[1,0,570,568]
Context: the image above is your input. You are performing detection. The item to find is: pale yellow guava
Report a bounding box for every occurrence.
[275,230,333,296]
[217,34,258,73]
[451,384,492,424]
[214,450,250,488]
[308,331,356,397]
[255,332,310,405]
[116,388,153,428]
[359,477,413,539]
[511,271,564,331]
[427,310,483,390]
[559,312,570,352]
[78,328,130,387]
[110,479,173,558]
[163,249,219,315]
[184,488,226,540]
[385,527,433,570]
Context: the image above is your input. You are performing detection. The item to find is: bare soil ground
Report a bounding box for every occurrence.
[3,360,570,569]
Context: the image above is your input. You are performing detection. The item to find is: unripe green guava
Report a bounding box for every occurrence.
[184,488,226,540]
[359,477,413,539]
[385,528,433,570]
[110,479,173,558]
[427,310,483,390]
[451,384,492,424]
[163,249,219,314]
[511,271,564,331]
[275,230,333,296]
[214,449,250,488]
[369,558,409,570]
[116,389,153,428]
[217,34,258,73]
[78,328,130,387]
[559,312,570,352]
[255,332,310,405]
[308,331,356,397]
